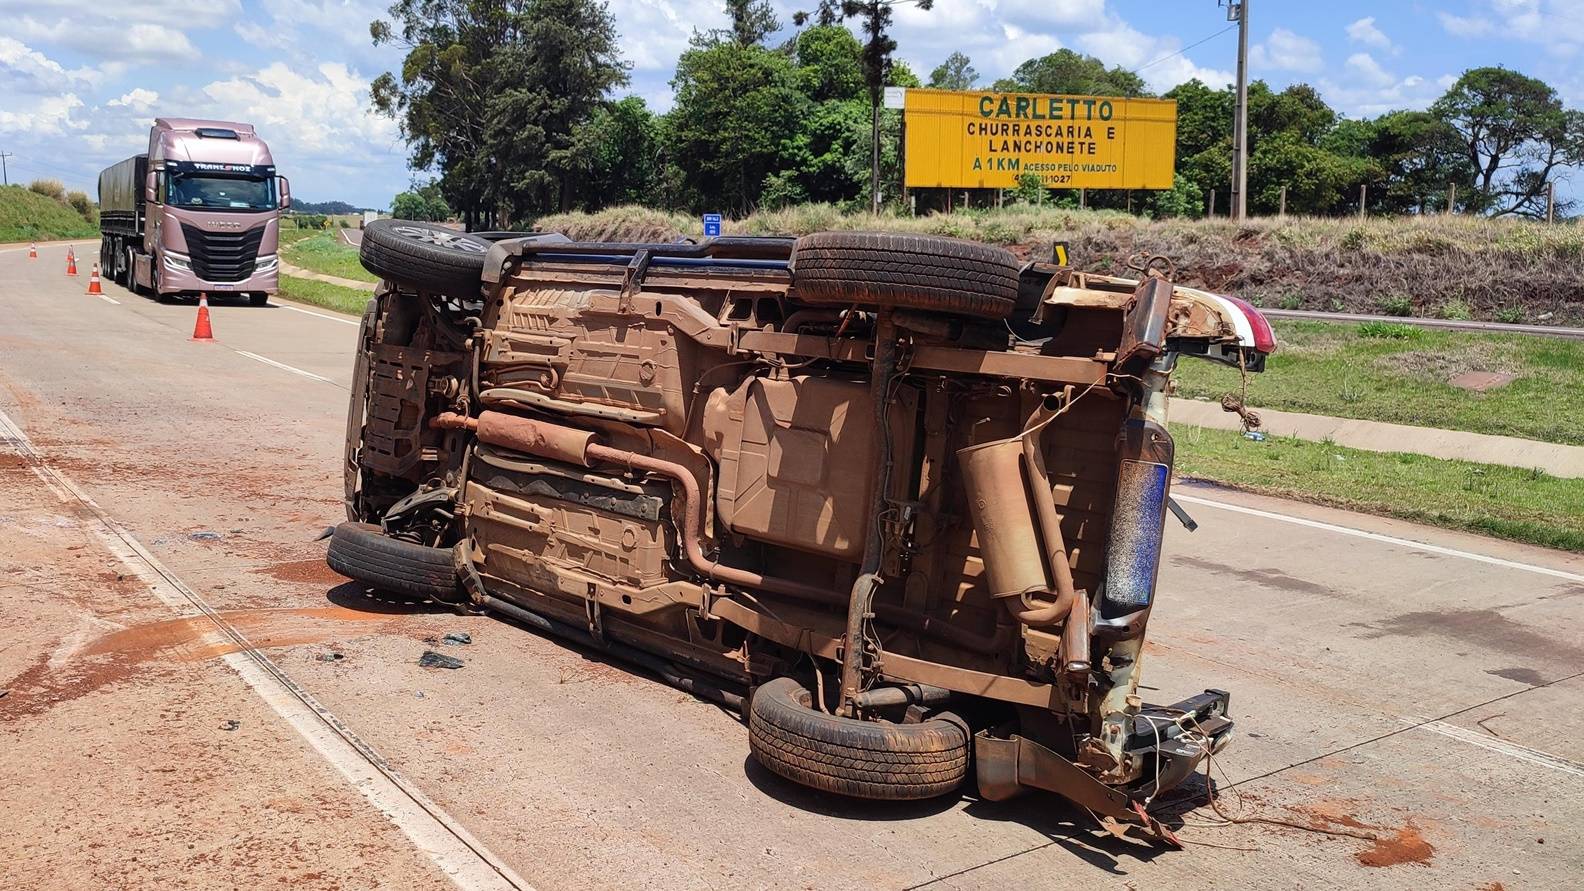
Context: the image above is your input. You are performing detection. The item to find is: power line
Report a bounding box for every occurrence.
[1131,22,1237,74]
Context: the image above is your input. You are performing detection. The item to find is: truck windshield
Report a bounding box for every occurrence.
[168,174,276,211]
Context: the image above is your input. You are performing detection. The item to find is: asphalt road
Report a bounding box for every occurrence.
[2,241,1582,890]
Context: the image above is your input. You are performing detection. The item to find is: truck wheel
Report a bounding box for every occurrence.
[360,220,491,297]
[790,231,1020,320]
[325,522,460,602]
[249,292,270,307]
[748,677,969,800]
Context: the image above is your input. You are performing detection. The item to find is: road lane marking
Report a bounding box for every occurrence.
[0,405,533,891]
[235,349,338,384]
[268,300,361,325]
[96,293,120,305]
[1417,719,1584,779]
[1174,492,1584,583]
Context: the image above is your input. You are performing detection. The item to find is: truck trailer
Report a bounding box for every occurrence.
[98,118,290,305]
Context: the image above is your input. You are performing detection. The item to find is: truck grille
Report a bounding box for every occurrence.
[179,223,265,282]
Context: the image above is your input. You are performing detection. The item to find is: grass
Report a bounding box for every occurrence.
[1173,320,1584,446]
[1174,426,1584,552]
[533,204,1584,325]
[0,184,99,242]
[279,231,377,282]
[277,274,370,316]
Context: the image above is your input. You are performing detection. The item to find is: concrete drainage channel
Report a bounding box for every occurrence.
[0,405,533,891]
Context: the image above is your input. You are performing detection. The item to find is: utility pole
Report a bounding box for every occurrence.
[0,152,11,186]
[871,105,882,214]
[1228,0,1249,220]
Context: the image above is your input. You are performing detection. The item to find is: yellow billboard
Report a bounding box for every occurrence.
[903,88,1178,190]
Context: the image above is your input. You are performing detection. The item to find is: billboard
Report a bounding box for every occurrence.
[903,88,1178,190]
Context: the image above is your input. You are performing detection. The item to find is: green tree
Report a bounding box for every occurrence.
[992,49,1147,97]
[1431,66,1584,217]
[834,0,933,210]
[927,51,977,90]
[371,0,628,226]
[793,24,864,102]
[667,42,808,212]
[1249,132,1379,215]
[392,181,452,221]
[717,0,780,46]
[566,97,661,209]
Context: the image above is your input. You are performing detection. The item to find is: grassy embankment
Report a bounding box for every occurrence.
[0,184,99,243]
[277,229,373,315]
[538,204,1584,326]
[1175,426,1584,552]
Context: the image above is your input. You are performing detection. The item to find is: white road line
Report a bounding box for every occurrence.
[1174,492,1584,583]
[268,300,361,326]
[96,293,120,305]
[0,405,533,891]
[1417,720,1584,780]
[235,349,338,384]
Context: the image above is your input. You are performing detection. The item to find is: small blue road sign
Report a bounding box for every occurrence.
[703,213,722,237]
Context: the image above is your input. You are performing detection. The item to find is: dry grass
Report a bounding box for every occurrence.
[533,205,1584,325]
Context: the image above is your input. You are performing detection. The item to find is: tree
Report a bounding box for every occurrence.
[1431,67,1584,217]
[928,52,977,90]
[794,24,864,102]
[719,0,780,46]
[392,181,452,220]
[834,0,933,211]
[371,0,628,226]
[667,42,808,212]
[566,97,661,209]
[993,49,1147,97]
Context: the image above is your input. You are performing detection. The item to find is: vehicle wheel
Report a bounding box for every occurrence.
[122,246,135,289]
[359,219,490,297]
[325,521,460,602]
[747,676,970,800]
[153,268,177,303]
[249,292,270,307]
[790,231,1020,320]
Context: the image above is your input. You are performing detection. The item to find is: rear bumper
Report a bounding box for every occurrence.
[159,264,277,295]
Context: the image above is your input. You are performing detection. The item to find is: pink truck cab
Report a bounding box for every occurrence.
[98,118,291,306]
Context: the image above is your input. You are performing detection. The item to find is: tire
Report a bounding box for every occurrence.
[326,521,459,602]
[359,219,490,297]
[249,292,270,307]
[790,231,1020,320]
[748,677,969,800]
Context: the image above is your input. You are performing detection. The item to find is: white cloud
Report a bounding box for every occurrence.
[1248,27,1324,73]
[1439,12,1494,37]
[11,17,199,61]
[1346,16,1393,51]
[0,92,86,136]
[1319,53,1444,117]
[106,88,159,111]
[0,36,102,93]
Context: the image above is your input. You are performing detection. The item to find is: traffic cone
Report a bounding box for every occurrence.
[191,294,215,341]
[65,248,78,277]
[86,263,103,295]
[27,243,37,259]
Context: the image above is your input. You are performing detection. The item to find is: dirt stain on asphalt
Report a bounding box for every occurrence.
[1170,555,1336,597]
[1486,666,1546,685]
[1,607,397,720]
[1355,823,1435,868]
[254,558,349,586]
[1354,608,1584,665]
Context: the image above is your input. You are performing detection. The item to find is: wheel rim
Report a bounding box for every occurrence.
[391,225,488,254]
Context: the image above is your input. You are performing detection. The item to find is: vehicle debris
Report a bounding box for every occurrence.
[188,531,222,541]
[442,632,472,646]
[417,651,465,670]
[329,227,1276,833]
[219,719,240,731]
[316,652,345,662]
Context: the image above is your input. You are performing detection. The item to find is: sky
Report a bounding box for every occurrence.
[1,0,1582,210]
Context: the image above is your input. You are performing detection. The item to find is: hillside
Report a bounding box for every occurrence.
[0,185,100,243]
[535,205,1584,326]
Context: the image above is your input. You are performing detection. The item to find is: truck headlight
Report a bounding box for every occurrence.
[163,252,192,272]
[254,254,279,273]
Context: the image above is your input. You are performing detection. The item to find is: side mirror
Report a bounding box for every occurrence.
[277,176,291,210]
[144,170,158,203]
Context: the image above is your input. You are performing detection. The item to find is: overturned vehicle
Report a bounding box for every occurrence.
[329,220,1276,841]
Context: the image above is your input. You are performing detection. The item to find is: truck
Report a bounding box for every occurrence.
[98,118,290,306]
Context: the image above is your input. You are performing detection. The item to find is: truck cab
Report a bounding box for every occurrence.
[99,118,290,306]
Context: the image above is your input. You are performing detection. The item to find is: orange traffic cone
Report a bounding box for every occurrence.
[27,243,37,259]
[191,294,215,341]
[65,248,78,277]
[86,263,103,295]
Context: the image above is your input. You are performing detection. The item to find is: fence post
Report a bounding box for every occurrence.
[1447,182,1456,215]
[1127,191,1133,214]
[1546,180,1555,223]
[1358,184,1367,218]
[1279,185,1287,218]
[996,189,1003,210]
[1079,188,1087,210]
[1208,189,1216,217]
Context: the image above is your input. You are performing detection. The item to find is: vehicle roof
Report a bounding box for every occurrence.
[150,118,273,168]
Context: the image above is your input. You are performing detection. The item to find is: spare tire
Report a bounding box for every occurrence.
[359,219,491,297]
[326,521,459,602]
[790,231,1020,319]
[748,677,969,800]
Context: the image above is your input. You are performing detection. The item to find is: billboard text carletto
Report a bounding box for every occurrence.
[903,88,1178,190]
